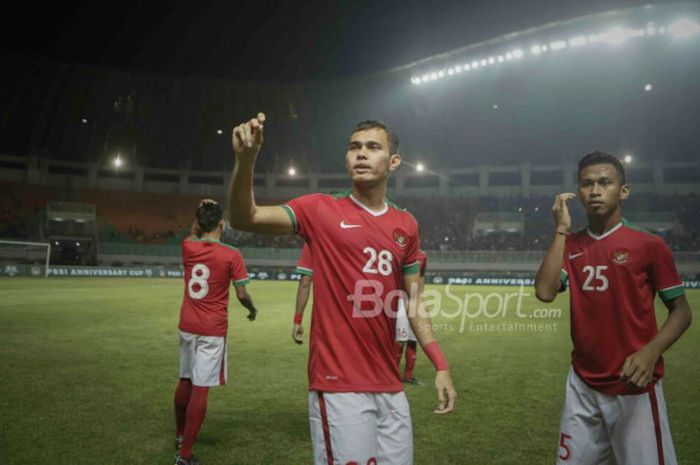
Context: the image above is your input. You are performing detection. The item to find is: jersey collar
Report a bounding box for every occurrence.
[586,221,624,241]
[349,194,389,217]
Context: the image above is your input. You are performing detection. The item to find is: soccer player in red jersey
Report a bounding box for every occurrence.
[396,250,427,385]
[292,243,313,344]
[535,152,692,465]
[174,199,258,465]
[229,113,456,465]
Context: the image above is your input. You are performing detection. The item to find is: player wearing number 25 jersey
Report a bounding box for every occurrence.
[536,152,692,465]
[173,200,258,465]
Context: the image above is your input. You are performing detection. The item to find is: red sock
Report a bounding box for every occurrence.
[404,342,417,379]
[174,378,193,436]
[180,385,209,458]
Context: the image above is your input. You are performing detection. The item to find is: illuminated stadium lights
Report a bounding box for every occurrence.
[409,15,695,86]
[216,129,223,135]
[416,163,425,172]
[549,40,568,51]
[624,154,633,164]
[81,118,88,124]
[113,155,123,169]
[599,27,636,45]
[669,19,700,38]
[644,83,653,91]
[569,36,588,47]
[492,104,499,109]
[288,167,296,176]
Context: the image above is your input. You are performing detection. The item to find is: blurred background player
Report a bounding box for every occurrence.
[396,250,427,385]
[292,242,313,344]
[174,199,258,465]
[535,152,692,465]
[229,113,456,465]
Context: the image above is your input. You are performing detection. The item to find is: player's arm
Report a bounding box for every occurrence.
[535,193,575,302]
[228,113,294,235]
[235,285,258,321]
[403,272,456,415]
[292,275,312,344]
[621,296,692,389]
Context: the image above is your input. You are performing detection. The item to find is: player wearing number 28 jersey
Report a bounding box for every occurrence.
[229,114,456,465]
[284,191,420,392]
[173,200,258,465]
[536,152,692,465]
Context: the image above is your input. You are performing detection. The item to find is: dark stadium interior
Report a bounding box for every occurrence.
[1,1,699,272]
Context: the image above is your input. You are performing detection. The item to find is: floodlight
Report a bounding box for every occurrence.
[669,19,700,38]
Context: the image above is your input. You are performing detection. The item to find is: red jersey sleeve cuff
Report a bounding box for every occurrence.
[659,284,684,301]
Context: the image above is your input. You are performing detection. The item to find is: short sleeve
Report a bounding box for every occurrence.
[650,238,684,301]
[231,250,250,287]
[401,217,421,276]
[282,194,322,241]
[296,243,313,276]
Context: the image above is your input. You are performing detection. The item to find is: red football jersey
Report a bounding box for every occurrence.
[283,192,421,392]
[178,238,250,337]
[561,220,685,395]
[296,243,313,276]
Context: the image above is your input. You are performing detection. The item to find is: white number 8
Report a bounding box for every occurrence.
[188,263,210,299]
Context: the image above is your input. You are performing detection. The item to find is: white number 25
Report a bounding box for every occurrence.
[582,265,608,291]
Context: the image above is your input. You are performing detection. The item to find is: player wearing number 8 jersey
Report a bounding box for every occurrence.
[174,199,258,465]
[535,152,692,465]
[229,114,456,465]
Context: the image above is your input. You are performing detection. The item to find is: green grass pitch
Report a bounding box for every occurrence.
[0,278,698,465]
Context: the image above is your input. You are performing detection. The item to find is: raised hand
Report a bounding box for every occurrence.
[232,113,266,161]
[552,193,576,233]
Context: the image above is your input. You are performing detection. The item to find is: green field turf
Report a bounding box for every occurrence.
[0,278,697,465]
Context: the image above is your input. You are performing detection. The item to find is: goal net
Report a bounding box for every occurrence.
[0,240,51,277]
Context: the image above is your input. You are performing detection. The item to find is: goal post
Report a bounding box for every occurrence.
[0,240,51,277]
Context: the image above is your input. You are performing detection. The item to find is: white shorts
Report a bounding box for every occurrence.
[557,367,677,465]
[309,391,413,465]
[395,300,416,342]
[179,330,227,387]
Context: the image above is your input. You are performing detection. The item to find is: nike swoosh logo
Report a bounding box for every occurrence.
[568,252,584,260]
[340,221,362,229]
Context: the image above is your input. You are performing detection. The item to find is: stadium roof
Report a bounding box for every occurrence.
[1,0,653,80]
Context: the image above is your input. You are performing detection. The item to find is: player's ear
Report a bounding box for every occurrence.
[620,183,630,200]
[389,153,401,172]
[218,219,225,231]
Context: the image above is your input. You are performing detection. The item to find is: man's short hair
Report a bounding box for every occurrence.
[196,201,223,233]
[352,120,399,155]
[578,151,626,184]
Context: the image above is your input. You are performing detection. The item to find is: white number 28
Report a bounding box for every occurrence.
[362,247,393,276]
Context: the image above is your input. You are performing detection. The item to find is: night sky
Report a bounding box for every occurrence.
[2,0,650,80]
